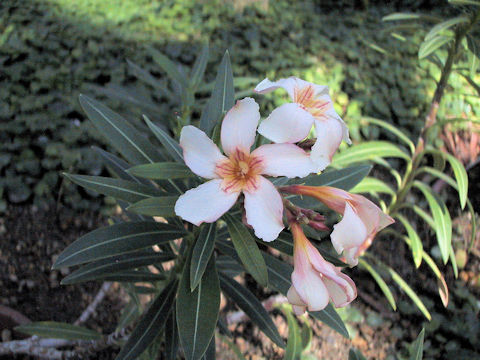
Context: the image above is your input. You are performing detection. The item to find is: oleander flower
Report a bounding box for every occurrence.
[254,77,351,171]
[174,97,316,242]
[287,222,356,315]
[281,185,395,266]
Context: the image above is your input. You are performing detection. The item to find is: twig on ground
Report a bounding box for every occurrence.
[74,282,112,326]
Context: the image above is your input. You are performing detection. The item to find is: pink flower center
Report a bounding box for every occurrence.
[215,148,264,193]
[294,85,330,118]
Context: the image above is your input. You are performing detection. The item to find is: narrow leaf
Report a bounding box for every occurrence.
[79,95,162,164]
[411,328,425,360]
[177,255,220,360]
[190,223,217,290]
[61,250,174,284]
[418,36,453,59]
[333,141,410,167]
[144,115,183,163]
[165,303,179,360]
[128,162,193,180]
[15,322,101,340]
[199,51,235,135]
[54,221,183,268]
[361,117,415,154]
[414,181,452,264]
[396,214,423,268]
[284,309,302,360]
[219,272,284,348]
[351,177,395,196]
[297,165,372,190]
[424,16,467,41]
[358,258,396,310]
[127,196,178,217]
[64,174,162,203]
[225,214,268,287]
[100,270,165,282]
[116,279,178,360]
[190,43,209,90]
[349,348,367,360]
[148,47,188,88]
[127,59,170,97]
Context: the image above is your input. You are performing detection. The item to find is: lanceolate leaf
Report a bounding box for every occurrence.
[148,47,188,89]
[412,328,425,360]
[190,223,217,290]
[396,214,423,268]
[349,348,367,360]
[190,43,209,91]
[351,177,395,196]
[53,221,184,268]
[127,162,193,179]
[219,272,285,348]
[177,255,220,360]
[15,322,101,340]
[199,51,235,135]
[262,252,292,295]
[100,270,165,282]
[165,304,179,360]
[361,117,415,154]
[310,304,349,339]
[333,141,410,167]
[224,214,268,287]
[79,95,163,164]
[292,165,372,190]
[413,181,452,264]
[127,59,171,97]
[116,279,178,360]
[418,35,453,59]
[127,196,178,217]
[144,115,184,163]
[61,250,175,284]
[63,174,163,203]
[424,16,467,41]
[358,258,396,310]
[284,309,302,360]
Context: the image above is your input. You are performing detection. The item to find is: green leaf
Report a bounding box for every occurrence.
[425,149,468,209]
[413,181,452,264]
[396,214,423,268]
[15,322,101,340]
[219,272,284,348]
[127,196,178,217]
[64,174,163,203]
[310,304,349,339]
[382,13,422,21]
[190,223,217,290]
[351,177,395,196]
[144,116,184,163]
[284,309,302,360]
[190,43,209,91]
[349,348,367,360]
[358,258,396,310]
[216,255,244,277]
[424,16,468,41]
[333,141,410,167]
[297,165,372,190]
[199,51,235,135]
[116,279,178,360]
[385,265,431,320]
[361,117,415,154]
[411,328,425,360]
[100,270,165,282]
[419,35,453,59]
[165,304,179,360]
[53,221,183,268]
[262,252,292,295]
[224,214,268,287]
[148,47,188,88]
[177,255,220,360]
[128,162,193,180]
[61,250,174,284]
[127,59,170,97]
[79,95,162,164]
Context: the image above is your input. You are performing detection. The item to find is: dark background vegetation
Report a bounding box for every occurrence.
[1,1,479,359]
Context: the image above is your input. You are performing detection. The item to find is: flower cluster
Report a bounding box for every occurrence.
[175,77,394,314]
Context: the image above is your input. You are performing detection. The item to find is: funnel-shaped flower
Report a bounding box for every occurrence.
[287,222,356,315]
[174,97,316,242]
[254,77,350,171]
[281,185,394,266]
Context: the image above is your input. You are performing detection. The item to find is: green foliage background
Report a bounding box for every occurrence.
[1,0,478,210]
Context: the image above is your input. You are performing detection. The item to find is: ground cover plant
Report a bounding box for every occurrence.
[1,0,480,359]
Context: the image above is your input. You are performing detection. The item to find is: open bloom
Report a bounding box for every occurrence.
[281,185,394,266]
[174,97,316,242]
[254,77,351,171]
[287,222,356,315]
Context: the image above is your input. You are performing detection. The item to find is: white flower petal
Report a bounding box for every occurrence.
[252,143,315,178]
[287,286,306,306]
[331,202,367,265]
[220,97,260,156]
[255,77,329,100]
[310,117,344,171]
[174,179,239,226]
[180,126,226,179]
[324,107,351,145]
[291,264,329,311]
[243,176,284,242]
[323,276,356,308]
[258,103,315,144]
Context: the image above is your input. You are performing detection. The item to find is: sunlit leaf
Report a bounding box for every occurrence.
[283,308,302,360]
[358,258,396,310]
[419,35,453,59]
[411,328,425,360]
[333,141,410,167]
[127,196,178,217]
[396,214,423,268]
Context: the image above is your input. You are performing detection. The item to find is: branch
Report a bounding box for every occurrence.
[74,282,112,326]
